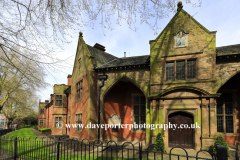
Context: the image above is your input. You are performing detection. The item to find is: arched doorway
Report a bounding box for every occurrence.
[103,76,146,141]
[168,112,194,148]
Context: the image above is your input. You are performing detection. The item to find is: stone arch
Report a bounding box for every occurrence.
[102,75,147,101]
[216,70,240,93]
[99,75,148,141]
[168,110,195,118]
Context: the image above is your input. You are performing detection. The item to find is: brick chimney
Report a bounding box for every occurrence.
[93,43,106,52]
[45,100,49,103]
[50,94,54,101]
[67,74,72,86]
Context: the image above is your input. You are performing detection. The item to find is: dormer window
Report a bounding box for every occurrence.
[174,30,188,48]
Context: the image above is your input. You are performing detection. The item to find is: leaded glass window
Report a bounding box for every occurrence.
[176,61,185,80]
[40,120,44,126]
[166,59,196,81]
[217,116,223,132]
[133,96,146,130]
[55,117,62,128]
[187,60,196,79]
[55,95,62,106]
[166,62,174,81]
[217,93,233,133]
[75,113,82,131]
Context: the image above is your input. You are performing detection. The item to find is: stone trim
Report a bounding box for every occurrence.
[174,30,189,49]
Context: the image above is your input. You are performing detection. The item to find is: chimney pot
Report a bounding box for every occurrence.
[67,74,72,86]
[124,52,126,57]
[93,43,106,52]
[45,100,49,103]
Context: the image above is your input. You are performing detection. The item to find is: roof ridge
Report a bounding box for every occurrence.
[216,44,240,48]
[86,44,118,58]
[119,55,150,59]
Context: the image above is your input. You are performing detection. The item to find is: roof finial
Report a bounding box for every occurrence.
[79,31,83,37]
[177,1,183,11]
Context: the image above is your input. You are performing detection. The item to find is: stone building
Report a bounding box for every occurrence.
[38,2,240,150]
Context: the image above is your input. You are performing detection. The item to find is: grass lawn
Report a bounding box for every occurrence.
[0,128,55,159]
[4,128,38,138]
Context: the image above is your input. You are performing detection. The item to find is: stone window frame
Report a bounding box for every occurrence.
[217,92,235,134]
[174,30,189,48]
[75,111,83,133]
[40,108,44,115]
[55,94,63,106]
[165,58,197,81]
[76,79,83,101]
[54,116,62,128]
[131,93,146,133]
[40,119,44,126]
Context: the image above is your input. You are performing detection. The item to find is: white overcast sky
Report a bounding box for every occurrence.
[37,0,240,103]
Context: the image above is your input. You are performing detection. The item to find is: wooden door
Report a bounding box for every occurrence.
[168,112,193,148]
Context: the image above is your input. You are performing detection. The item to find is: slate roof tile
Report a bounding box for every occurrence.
[216,44,240,56]
[95,55,150,69]
[86,45,117,65]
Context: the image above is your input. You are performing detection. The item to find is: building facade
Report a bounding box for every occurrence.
[38,3,240,150]
[0,114,7,127]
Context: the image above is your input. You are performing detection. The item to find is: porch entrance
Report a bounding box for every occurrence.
[168,112,194,148]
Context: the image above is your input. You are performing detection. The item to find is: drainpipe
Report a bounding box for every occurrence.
[97,72,108,140]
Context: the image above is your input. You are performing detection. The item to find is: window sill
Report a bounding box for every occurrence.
[175,46,187,49]
[217,132,239,136]
[164,79,198,83]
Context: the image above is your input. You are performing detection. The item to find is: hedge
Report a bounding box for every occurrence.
[38,128,51,132]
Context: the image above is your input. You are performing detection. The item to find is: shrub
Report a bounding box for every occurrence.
[32,125,38,129]
[38,128,51,132]
[16,122,26,129]
[154,133,165,152]
[213,134,230,157]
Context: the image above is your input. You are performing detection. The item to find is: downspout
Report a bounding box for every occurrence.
[66,93,68,135]
[48,105,49,128]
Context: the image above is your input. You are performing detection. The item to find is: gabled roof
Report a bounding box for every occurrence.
[64,86,71,94]
[216,44,240,56]
[87,45,117,66]
[95,55,150,69]
[152,8,211,43]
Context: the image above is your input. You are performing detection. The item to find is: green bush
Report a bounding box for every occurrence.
[154,133,165,152]
[213,134,230,157]
[32,125,38,129]
[38,128,51,132]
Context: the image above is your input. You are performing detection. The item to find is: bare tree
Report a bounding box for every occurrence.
[0,48,46,111]
[0,0,201,111]
[0,0,202,66]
